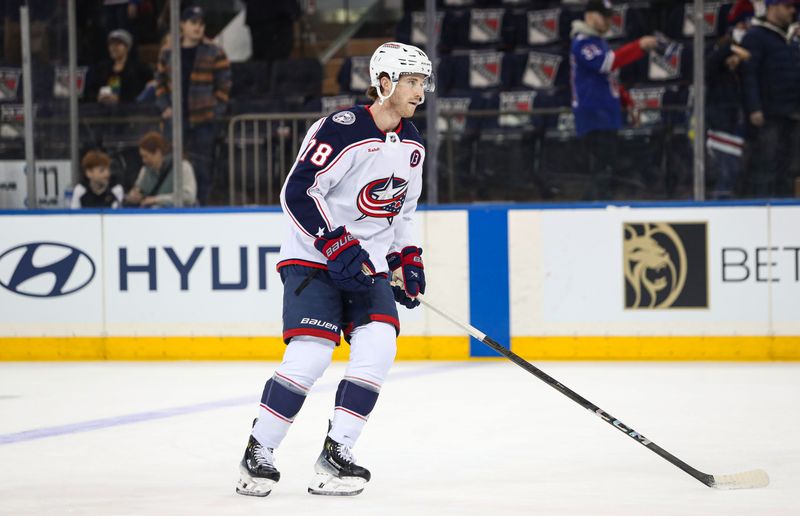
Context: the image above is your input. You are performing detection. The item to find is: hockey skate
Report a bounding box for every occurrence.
[308,436,371,496]
[235,434,280,497]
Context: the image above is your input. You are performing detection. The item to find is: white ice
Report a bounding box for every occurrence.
[1,361,798,515]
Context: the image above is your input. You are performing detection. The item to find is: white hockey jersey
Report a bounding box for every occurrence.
[278,105,426,274]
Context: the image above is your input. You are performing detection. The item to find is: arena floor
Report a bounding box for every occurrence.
[1,360,798,515]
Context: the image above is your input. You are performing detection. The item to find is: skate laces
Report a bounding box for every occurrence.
[254,443,275,469]
[336,443,356,464]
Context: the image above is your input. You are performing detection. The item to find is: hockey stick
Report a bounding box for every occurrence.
[410,290,769,490]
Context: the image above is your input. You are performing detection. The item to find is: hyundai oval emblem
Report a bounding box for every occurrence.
[0,242,96,297]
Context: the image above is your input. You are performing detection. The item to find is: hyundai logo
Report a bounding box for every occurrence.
[0,242,96,297]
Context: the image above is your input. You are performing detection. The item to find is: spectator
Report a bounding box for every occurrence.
[740,0,800,197]
[155,6,231,205]
[569,0,657,199]
[85,29,153,104]
[71,150,124,209]
[705,0,754,198]
[243,0,301,62]
[126,131,197,207]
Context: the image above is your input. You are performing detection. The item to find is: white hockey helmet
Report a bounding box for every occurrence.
[369,42,435,104]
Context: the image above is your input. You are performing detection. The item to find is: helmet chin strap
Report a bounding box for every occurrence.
[376,81,398,105]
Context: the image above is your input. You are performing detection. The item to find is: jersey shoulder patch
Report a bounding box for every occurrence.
[331,110,356,125]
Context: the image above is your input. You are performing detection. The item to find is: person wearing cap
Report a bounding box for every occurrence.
[569,0,658,200]
[155,5,231,205]
[84,28,153,105]
[705,0,754,198]
[739,0,800,197]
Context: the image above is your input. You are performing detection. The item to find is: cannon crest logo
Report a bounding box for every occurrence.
[623,222,707,309]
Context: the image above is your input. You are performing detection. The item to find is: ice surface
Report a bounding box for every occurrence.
[0,361,798,515]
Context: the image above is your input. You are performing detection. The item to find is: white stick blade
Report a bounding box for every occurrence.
[711,469,770,490]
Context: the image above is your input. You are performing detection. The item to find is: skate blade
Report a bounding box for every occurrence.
[307,472,367,496]
[235,466,276,497]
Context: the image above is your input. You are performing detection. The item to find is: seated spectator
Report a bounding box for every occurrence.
[70,150,124,209]
[85,29,152,104]
[126,131,196,207]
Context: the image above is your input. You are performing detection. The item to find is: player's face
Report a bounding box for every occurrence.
[86,166,110,188]
[139,148,163,170]
[389,74,426,118]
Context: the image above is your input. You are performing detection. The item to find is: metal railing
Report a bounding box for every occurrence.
[226,106,699,206]
[227,113,320,205]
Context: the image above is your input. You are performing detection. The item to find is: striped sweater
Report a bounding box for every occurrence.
[156,39,231,126]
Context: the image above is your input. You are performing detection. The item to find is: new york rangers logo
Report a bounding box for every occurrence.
[523,52,562,89]
[528,9,560,45]
[356,174,408,224]
[648,44,682,81]
[0,68,21,100]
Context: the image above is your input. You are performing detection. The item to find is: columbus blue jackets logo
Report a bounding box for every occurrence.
[356,174,408,224]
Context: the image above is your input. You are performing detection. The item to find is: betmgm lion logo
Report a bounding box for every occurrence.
[623,222,708,309]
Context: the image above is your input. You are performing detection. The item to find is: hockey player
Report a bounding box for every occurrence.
[236,42,433,497]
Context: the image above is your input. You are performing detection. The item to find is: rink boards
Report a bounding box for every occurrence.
[0,202,798,360]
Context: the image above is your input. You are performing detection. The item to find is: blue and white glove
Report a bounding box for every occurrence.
[314,226,375,292]
[387,246,425,309]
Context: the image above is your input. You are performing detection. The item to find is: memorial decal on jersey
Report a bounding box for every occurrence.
[527,9,561,45]
[623,222,708,309]
[356,174,408,224]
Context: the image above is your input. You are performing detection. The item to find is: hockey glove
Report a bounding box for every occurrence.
[314,226,375,292]
[387,246,425,309]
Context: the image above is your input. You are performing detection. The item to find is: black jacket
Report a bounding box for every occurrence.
[740,19,800,118]
[85,57,153,103]
[706,39,745,132]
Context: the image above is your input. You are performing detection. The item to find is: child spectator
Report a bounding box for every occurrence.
[71,150,124,209]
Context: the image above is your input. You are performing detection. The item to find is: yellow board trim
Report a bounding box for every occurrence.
[0,336,471,361]
[1,336,798,361]
[512,336,800,361]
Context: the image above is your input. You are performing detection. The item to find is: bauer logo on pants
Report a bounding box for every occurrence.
[623,222,708,309]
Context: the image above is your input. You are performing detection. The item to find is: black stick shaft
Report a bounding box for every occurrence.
[479,334,713,486]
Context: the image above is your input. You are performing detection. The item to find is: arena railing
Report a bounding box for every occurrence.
[226,105,694,206]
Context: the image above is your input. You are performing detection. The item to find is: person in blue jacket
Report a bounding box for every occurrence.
[570,0,657,199]
[740,0,800,197]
